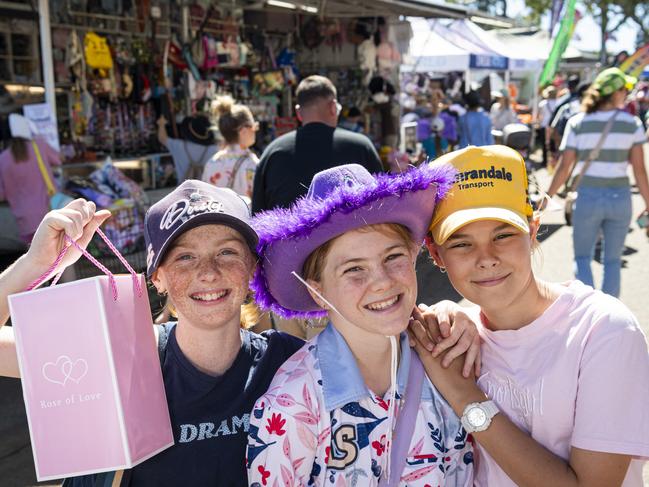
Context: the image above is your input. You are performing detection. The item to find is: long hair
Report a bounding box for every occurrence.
[581,87,612,114]
[10,138,29,162]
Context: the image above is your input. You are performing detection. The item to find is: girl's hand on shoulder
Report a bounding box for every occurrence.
[408,321,472,382]
[408,323,484,413]
[25,199,111,276]
[410,301,481,378]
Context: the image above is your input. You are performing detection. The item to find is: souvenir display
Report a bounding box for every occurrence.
[43,4,399,192]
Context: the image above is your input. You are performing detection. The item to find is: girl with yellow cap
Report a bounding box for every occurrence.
[413,144,649,486]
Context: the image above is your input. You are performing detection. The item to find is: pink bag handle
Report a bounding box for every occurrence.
[25,228,143,301]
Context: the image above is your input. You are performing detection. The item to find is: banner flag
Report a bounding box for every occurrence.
[539,0,578,87]
[549,0,565,35]
[620,43,649,78]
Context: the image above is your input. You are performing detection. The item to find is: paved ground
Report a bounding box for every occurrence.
[1,150,647,486]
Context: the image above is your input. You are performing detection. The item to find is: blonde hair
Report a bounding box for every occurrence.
[302,223,414,283]
[212,95,254,144]
[581,86,613,114]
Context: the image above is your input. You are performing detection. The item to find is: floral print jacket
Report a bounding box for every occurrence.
[246,324,474,486]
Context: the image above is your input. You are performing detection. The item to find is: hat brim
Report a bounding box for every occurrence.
[180,117,216,146]
[147,212,258,276]
[432,207,530,245]
[251,163,456,318]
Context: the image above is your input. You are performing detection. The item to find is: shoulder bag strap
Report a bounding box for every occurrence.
[378,353,425,487]
[227,153,249,189]
[183,140,209,179]
[568,110,619,193]
[32,140,56,197]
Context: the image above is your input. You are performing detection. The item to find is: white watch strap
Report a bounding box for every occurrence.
[482,400,499,418]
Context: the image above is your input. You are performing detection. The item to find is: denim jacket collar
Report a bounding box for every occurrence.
[317,323,430,412]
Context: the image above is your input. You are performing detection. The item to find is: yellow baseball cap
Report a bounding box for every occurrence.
[429,145,534,244]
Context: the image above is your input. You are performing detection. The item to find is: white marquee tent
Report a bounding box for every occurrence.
[404,18,509,73]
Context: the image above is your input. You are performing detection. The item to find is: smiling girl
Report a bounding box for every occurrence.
[246,164,474,486]
[414,145,649,486]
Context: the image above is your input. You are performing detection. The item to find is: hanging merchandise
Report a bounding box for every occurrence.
[183,43,202,81]
[376,41,401,74]
[252,71,284,95]
[358,39,377,84]
[368,76,395,104]
[225,37,240,66]
[215,41,229,65]
[348,19,373,45]
[167,40,188,69]
[276,47,298,86]
[202,36,219,69]
[301,17,325,50]
[322,19,344,51]
[66,30,85,85]
[84,32,114,71]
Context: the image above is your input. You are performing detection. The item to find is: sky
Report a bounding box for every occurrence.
[508,0,641,55]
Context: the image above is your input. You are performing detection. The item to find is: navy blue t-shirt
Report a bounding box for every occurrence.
[64,323,303,487]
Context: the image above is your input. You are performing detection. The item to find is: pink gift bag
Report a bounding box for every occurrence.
[8,230,173,481]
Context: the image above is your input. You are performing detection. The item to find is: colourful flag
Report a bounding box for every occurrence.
[539,0,578,87]
[549,0,565,35]
[620,43,649,78]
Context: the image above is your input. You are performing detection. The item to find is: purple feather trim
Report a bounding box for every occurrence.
[250,162,457,318]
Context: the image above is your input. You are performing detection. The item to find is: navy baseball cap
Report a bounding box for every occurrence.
[144,180,258,276]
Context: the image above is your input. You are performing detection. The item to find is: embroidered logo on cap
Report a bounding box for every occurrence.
[159,192,225,230]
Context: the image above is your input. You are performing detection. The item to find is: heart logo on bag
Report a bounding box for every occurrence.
[42,355,89,386]
[61,358,88,384]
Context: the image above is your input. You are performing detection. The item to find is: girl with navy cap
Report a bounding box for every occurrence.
[247,163,474,485]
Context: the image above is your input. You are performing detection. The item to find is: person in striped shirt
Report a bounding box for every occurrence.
[547,68,649,297]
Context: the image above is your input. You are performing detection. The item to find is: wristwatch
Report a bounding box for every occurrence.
[460,400,499,433]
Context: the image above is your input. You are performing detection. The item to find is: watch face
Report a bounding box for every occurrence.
[467,407,487,427]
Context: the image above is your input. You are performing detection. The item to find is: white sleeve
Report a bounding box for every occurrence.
[571,309,649,458]
[632,116,648,146]
[559,116,578,152]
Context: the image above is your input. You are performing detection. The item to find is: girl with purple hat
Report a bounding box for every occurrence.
[247,163,474,485]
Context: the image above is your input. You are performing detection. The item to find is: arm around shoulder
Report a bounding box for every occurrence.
[409,332,636,487]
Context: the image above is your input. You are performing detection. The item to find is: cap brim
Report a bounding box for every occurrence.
[147,213,258,276]
[433,207,530,245]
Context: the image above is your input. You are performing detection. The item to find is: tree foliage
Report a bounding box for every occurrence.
[524,0,647,59]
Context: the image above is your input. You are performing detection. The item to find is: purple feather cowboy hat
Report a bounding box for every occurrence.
[250,162,456,318]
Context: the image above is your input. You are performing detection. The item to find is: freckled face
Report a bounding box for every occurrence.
[153,225,255,331]
[311,228,418,338]
[431,220,535,308]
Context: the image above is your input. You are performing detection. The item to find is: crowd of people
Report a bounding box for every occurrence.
[0,65,648,486]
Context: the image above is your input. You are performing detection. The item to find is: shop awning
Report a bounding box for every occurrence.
[258,0,514,22]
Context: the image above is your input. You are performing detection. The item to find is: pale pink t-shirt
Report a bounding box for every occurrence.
[470,280,649,486]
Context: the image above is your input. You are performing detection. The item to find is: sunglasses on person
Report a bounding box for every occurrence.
[241,121,260,131]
